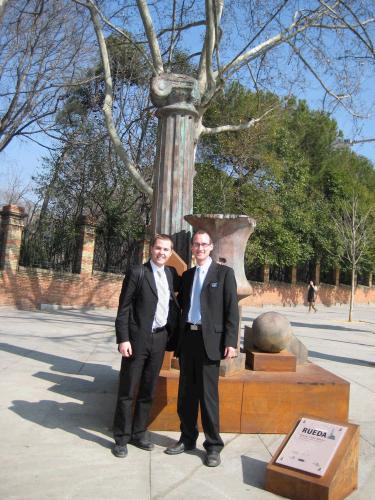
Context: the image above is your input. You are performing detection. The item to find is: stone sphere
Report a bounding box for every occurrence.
[252,312,292,353]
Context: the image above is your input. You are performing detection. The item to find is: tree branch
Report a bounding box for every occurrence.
[0,0,9,21]
[75,0,156,75]
[222,6,329,76]
[84,0,153,197]
[136,0,164,75]
[287,40,367,118]
[199,106,276,136]
[320,0,375,56]
[158,20,206,37]
[198,0,224,105]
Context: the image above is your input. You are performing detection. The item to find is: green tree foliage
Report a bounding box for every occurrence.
[30,62,375,281]
[196,83,375,282]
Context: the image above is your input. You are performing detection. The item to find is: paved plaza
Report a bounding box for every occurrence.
[0,303,374,499]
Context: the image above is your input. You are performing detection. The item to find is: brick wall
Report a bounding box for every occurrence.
[0,267,123,309]
[1,267,374,310]
[1,204,374,310]
[239,281,375,307]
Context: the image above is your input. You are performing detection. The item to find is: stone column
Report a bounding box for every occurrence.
[74,215,96,275]
[0,205,26,271]
[368,272,373,288]
[150,73,200,264]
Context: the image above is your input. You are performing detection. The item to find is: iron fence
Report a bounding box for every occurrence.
[93,232,142,274]
[19,226,79,272]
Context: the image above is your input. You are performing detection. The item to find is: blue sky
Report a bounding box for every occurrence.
[1,3,374,196]
[1,100,374,193]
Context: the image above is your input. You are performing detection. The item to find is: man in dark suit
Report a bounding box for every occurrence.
[112,234,180,458]
[165,230,239,467]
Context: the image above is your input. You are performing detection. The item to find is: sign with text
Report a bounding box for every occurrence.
[276,417,348,476]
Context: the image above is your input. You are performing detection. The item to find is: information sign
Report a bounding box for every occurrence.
[275,417,348,476]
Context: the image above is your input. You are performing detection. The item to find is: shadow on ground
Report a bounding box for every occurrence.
[1,342,118,448]
[308,349,375,368]
[241,455,267,488]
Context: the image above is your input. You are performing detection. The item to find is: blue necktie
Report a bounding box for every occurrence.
[190,267,203,324]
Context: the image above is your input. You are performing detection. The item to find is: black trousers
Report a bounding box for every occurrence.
[113,329,167,445]
[177,328,224,452]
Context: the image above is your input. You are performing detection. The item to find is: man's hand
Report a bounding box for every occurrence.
[224,346,236,359]
[118,341,133,357]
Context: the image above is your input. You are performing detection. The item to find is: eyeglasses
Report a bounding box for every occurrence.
[192,242,211,248]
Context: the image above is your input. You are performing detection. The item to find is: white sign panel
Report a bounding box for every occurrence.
[276,417,348,476]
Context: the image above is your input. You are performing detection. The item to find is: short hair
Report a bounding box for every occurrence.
[191,229,213,245]
[150,233,174,249]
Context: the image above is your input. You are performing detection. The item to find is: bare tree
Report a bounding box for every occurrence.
[72,0,375,200]
[0,164,36,227]
[331,195,374,321]
[0,0,93,152]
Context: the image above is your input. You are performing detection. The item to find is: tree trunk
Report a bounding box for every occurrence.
[348,265,356,322]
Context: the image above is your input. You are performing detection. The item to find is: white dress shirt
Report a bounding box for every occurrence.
[150,260,170,329]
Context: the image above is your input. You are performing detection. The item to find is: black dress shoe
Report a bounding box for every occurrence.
[165,441,195,455]
[112,444,128,458]
[205,451,221,467]
[130,438,154,451]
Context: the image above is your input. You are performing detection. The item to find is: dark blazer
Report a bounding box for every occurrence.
[177,261,239,360]
[115,261,180,353]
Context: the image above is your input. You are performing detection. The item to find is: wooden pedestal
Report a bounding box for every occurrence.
[149,363,350,433]
[247,349,296,372]
[161,351,174,371]
[265,416,359,499]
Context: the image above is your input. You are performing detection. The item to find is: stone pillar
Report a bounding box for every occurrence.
[315,261,321,285]
[262,264,270,283]
[74,215,96,275]
[334,267,340,286]
[368,272,373,288]
[290,266,297,285]
[150,73,200,263]
[0,205,26,271]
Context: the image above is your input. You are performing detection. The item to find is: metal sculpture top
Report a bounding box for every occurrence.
[185,214,256,299]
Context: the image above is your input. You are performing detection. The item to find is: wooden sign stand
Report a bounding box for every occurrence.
[265,415,359,500]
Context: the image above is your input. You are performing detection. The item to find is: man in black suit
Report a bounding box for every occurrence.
[112,234,180,458]
[165,230,239,467]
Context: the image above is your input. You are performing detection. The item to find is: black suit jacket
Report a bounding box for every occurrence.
[176,262,239,360]
[115,261,180,353]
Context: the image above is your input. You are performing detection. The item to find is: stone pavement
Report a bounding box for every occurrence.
[0,303,374,499]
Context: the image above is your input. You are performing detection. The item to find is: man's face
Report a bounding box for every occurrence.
[150,238,173,267]
[191,232,213,266]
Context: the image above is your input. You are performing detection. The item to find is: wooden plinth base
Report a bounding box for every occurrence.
[246,349,296,372]
[265,416,359,499]
[167,353,246,376]
[149,363,349,433]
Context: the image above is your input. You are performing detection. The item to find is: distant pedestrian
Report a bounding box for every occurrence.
[307,280,318,312]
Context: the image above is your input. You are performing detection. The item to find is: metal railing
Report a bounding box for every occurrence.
[19,227,78,272]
